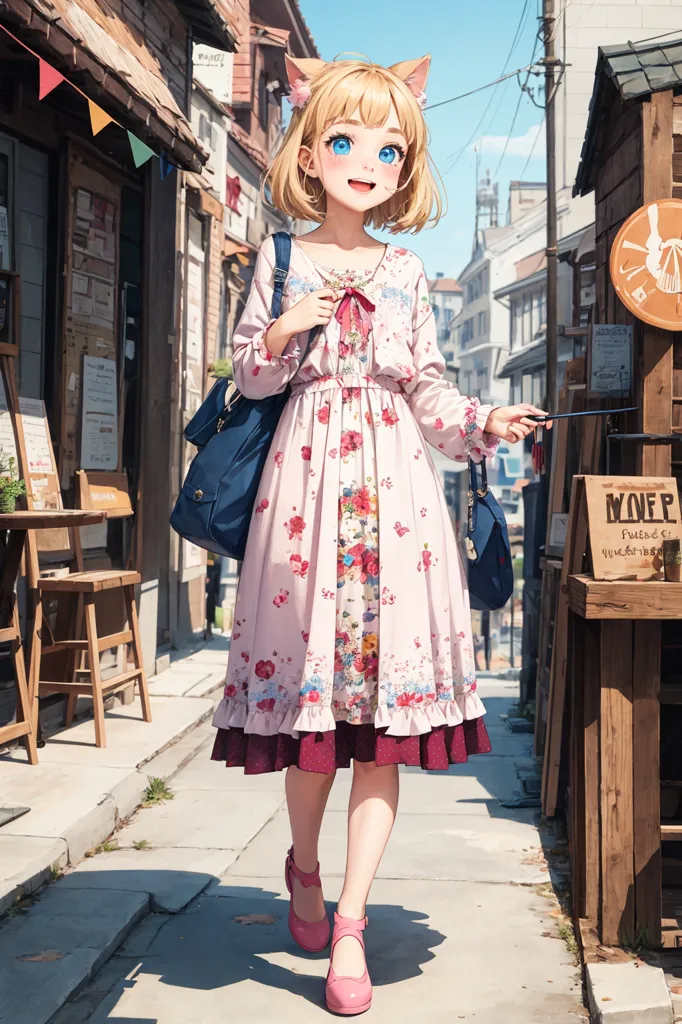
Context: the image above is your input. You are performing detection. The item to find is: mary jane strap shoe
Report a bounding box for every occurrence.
[284,846,330,953]
[325,912,372,1016]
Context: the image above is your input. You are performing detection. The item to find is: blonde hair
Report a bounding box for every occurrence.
[264,60,444,234]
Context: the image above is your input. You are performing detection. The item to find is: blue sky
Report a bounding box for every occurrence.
[300,0,546,280]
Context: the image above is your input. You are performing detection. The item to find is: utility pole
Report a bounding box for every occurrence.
[543,0,558,419]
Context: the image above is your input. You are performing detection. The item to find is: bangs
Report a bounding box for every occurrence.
[304,66,422,146]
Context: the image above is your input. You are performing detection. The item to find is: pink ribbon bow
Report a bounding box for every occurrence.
[335,287,376,345]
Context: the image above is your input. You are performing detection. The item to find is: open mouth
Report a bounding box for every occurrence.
[348,178,376,193]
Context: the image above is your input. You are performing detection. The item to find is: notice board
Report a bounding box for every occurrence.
[61,146,120,489]
[584,475,682,580]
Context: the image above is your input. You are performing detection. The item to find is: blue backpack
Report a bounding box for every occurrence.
[466,458,514,611]
[170,231,315,560]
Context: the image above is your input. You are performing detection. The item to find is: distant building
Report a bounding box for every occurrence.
[427,273,462,376]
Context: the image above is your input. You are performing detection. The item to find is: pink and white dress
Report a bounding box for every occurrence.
[211,237,499,774]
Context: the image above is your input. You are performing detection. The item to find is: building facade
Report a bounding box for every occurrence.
[427,274,461,376]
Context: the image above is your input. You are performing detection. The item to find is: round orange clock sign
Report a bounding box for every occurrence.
[610,199,682,330]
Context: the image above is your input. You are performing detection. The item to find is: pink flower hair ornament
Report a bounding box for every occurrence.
[284,54,430,113]
[287,77,312,109]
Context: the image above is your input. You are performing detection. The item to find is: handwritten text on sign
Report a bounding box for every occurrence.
[584,476,682,580]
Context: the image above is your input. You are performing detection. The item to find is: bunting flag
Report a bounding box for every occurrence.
[38,59,64,100]
[0,23,166,173]
[88,99,115,136]
[159,153,176,180]
[127,131,155,169]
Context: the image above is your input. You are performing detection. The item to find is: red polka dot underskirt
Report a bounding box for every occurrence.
[211,717,492,775]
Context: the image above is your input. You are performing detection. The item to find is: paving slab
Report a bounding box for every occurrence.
[325,761,533,817]
[29,695,213,769]
[114,788,284,851]
[139,719,215,783]
[147,661,223,698]
[171,738,287,792]
[83,877,581,1024]
[0,886,149,1024]
[0,764,133,838]
[227,807,553,884]
[59,847,239,912]
[0,835,68,915]
[587,962,674,1023]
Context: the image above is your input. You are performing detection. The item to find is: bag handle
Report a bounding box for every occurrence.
[467,457,489,534]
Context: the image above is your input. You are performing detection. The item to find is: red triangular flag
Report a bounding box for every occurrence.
[38,59,64,100]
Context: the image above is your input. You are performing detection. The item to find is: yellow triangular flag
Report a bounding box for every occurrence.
[88,99,114,136]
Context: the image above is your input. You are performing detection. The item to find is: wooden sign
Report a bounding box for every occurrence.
[610,199,682,330]
[78,470,131,518]
[584,475,682,580]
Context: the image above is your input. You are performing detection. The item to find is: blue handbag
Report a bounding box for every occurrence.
[170,231,316,560]
[466,458,514,611]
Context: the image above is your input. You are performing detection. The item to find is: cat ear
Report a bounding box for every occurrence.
[388,55,431,98]
[284,54,328,89]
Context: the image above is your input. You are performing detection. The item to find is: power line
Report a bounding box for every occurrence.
[423,63,535,112]
[442,0,532,175]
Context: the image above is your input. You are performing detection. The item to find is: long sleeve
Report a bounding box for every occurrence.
[231,236,301,399]
[406,267,500,464]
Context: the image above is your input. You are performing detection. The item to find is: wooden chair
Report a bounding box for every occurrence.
[30,471,151,748]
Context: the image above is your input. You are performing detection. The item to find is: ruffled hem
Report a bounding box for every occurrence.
[212,691,486,739]
[211,718,492,774]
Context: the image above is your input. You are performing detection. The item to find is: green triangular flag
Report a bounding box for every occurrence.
[127,131,155,168]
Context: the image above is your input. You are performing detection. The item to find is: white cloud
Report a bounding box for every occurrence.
[473,124,546,160]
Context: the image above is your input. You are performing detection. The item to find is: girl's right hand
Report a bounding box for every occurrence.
[266,288,339,355]
[280,288,340,334]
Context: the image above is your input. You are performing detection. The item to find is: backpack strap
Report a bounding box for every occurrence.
[271,231,292,319]
[270,230,320,368]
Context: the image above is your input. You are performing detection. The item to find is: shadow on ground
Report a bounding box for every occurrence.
[55,871,445,1021]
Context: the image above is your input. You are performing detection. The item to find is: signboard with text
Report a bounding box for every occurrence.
[589,324,632,394]
[584,475,682,580]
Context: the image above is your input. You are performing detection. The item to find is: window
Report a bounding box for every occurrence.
[477,310,487,337]
[476,366,487,392]
[461,317,475,345]
[523,293,532,345]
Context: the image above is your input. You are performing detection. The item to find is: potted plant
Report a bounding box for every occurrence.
[208,357,233,379]
[0,451,26,513]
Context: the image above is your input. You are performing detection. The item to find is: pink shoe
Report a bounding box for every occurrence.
[325,912,372,1016]
[284,846,330,953]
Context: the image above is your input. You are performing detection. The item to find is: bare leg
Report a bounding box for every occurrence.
[333,760,399,977]
[285,764,336,923]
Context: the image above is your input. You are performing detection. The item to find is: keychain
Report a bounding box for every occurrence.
[532,424,544,474]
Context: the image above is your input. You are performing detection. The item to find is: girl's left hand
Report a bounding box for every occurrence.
[484,404,552,443]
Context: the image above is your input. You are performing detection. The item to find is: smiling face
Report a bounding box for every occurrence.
[299,104,408,216]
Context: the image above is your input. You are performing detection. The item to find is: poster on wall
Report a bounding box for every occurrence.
[71,188,116,327]
[0,373,17,466]
[18,398,53,474]
[589,324,632,394]
[80,355,118,470]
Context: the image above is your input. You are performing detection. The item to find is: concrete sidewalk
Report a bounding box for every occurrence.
[0,634,230,918]
[0,676,587,1024]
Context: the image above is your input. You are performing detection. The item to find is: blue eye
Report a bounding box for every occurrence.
[331,136,352,156]
[379,146,399,164]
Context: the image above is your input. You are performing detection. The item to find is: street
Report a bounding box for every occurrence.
[26,676,585,1023]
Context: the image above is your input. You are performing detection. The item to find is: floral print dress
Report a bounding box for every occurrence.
[211,237,499,774]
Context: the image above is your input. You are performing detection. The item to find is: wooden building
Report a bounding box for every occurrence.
[541,37,682,952]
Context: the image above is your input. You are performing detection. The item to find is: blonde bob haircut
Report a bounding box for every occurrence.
[264,59,444,234]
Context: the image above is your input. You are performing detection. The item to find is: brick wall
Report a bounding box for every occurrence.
[231,0,252,105]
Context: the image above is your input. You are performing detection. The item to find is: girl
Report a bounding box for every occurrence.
[212,54,544,1015]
